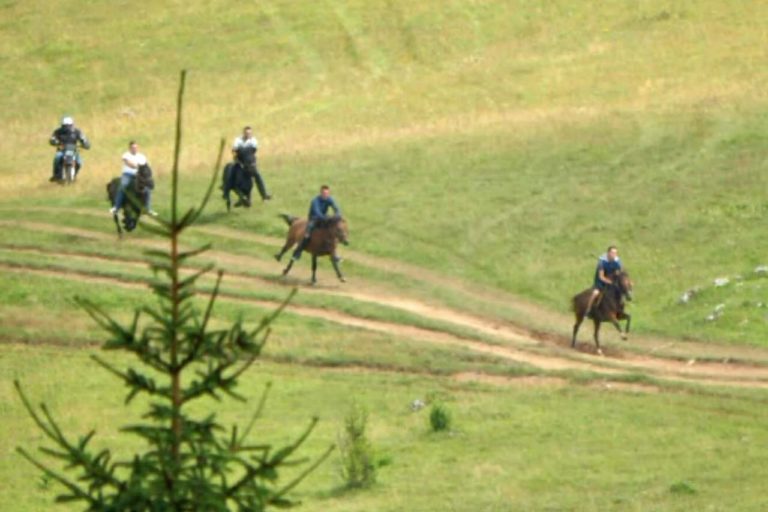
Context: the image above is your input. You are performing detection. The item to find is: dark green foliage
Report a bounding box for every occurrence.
[429,402,452,432]
[14,71,331,511]
[338,405,376,489]
[669,481,697,495]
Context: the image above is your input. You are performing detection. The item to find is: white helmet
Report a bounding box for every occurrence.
[61,116,74,126]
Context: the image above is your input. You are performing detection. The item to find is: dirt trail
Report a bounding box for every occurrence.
[0,262,606,374]
[4,259,768,389]
[8,207,765,365]
[4,216,768,389]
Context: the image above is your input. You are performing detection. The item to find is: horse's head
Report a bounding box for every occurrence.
[235,146,256,167]
[136,164,153,193]
[614,270,633,301]
[331,216,349,246]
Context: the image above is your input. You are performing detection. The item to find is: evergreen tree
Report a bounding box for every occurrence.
[15,71,332,511]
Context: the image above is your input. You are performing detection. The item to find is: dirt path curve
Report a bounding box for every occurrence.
[3,223,768,390]
[13,207,768,366]
[10,206,765,365]
[3,215,768,388]
[0,262,605,374]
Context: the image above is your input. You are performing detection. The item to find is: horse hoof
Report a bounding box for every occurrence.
[274,254,281,262]
[596,348,604,356]
[339,277,346,283]
[621,334,628,341]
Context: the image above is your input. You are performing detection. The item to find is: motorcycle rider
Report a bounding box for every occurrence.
[49,116,90,181]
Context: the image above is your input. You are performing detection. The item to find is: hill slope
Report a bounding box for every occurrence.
[2,0,767,342]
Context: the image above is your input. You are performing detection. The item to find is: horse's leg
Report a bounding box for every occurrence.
[311,254,318,285]
[275,238,293,262]
[609,315,627,340]
[113,212,123,238]
[623,313,632,337]
[331,253,345,283]
[571,313,584,348]
[282,258,295,276]
[593,320,603,355]
[613,321,625,339]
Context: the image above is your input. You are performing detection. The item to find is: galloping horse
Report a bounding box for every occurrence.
[274,214,349,284]
[107,163,154,237]
[222,146,268,210]
[571,270,633,354]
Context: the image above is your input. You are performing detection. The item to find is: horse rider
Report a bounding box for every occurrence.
[584,245,622,316]
[292,184,342,261]
[231,125,271,201]
[110,140,157,216]
[49,116,90,181]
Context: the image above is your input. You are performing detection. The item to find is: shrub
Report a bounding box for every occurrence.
[338,405,377,489]
[429,402,453,432]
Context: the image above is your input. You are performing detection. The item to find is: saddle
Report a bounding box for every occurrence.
[594,285,624,310]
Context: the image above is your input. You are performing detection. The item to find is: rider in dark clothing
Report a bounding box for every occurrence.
[584,246,622,316]
[49,116,90,181]
[228,126,271,202]
[292,185,342,261]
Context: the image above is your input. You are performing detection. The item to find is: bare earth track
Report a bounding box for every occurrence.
[2,210,768,391]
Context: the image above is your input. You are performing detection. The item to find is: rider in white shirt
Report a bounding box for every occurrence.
[229,126,271,201]
[110,141,156,216]
[232,129,258,153]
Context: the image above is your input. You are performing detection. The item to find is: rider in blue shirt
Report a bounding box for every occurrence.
[585,245,622,316]
[292,185,342,261]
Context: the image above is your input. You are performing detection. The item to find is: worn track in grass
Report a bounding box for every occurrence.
[2,215,768,390]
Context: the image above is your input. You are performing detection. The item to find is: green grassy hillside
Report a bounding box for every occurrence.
[2,0,767,342]
[3,1,768,510]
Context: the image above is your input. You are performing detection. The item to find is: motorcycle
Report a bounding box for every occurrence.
[59,143,80,184]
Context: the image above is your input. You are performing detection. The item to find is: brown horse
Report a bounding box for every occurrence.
[274,214,349,284]
[571,270,633,355]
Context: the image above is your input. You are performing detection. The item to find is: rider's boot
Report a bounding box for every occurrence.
[292,236,310,261]
[254,171,271,201]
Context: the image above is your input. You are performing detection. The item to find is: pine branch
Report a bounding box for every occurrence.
[236,382,273,448]
[271,443,335,503]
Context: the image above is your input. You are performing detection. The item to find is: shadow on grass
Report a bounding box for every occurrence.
[192,210,231,226]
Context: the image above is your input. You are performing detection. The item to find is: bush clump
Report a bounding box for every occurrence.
[338,405,377,489]
[429,402,453,432]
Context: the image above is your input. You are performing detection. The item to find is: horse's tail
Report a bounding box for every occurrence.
[278,213,297,226]
[107,178,119,205]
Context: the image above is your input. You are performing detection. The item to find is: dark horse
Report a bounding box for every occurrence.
[221,146,268,211]
[571,271,633,355]
[106,164,154,237]
[274,214,349,284]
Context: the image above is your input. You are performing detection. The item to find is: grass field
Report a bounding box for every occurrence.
[4,345,768,512]
[2,0,768,510]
